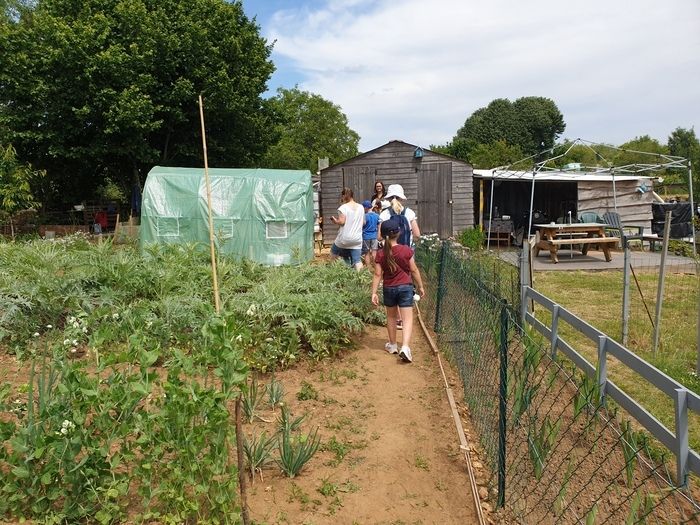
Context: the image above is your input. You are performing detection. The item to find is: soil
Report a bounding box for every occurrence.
[245,323,484,524]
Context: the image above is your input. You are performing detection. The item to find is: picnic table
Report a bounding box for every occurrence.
[534,223,620,263]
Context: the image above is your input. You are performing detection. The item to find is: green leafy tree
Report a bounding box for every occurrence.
[0,143,44,238]
[468,140,527,169]
[0,0,275,205]
[263,87,360,172]
[452,96,565,161]
[667,127,700,202]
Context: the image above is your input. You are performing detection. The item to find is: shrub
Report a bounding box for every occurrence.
[457,227,485,250]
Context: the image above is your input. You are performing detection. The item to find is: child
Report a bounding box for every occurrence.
[370,216,426,363]
[361,200,379,268]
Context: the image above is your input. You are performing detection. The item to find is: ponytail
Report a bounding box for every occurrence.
[383,232,399,274]
[390,197,404,215]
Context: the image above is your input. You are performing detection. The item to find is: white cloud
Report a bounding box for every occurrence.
[265,0,700,151]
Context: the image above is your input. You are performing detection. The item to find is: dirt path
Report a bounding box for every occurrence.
[247,323,482,524]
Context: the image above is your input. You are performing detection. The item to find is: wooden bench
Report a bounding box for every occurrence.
[536,236,620,263]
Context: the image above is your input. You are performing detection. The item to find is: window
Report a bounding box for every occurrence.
[156,217,180,237]
[213,218,236,240]
[266,221,288,239]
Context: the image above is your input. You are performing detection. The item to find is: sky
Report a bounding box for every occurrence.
[242,0,700,153]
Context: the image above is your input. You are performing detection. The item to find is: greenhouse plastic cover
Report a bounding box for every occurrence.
[140,166,314,265]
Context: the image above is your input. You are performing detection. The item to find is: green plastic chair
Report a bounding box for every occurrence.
[578,211,602,223]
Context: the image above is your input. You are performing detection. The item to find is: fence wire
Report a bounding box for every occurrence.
[415,239,700,524]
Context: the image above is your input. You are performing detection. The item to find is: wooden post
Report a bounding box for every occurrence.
[621,239,631,346]
[653,210,672,354]
[199,95,249,525]
[198,95,221,314]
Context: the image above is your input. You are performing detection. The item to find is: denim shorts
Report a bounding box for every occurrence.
[383,284,414,308]
[331,243,362,266]
[362,238,379,254]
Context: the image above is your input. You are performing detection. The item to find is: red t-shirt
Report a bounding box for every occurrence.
[375,244,413,287]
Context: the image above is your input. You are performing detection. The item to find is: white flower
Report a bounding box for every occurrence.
[70,348,77,353]
[235,334,243,342]
[58,420,75,435]
[72,340,78,347]
[72,321,80,329]
[46,324,53,329]
[63,339,71,346]
[246,304,257,316]
[67,316,76,324]
[82,326,88,333]
[33,332,40,338]
[146,321,153,328]
[112,313,120,320]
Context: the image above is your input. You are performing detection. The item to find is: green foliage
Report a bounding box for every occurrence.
[527,415,561,480]
[0,0,275,204]
[277,425,321,478]
[451,96,565,160]
[277,404,306,435]
[457,227,485,250]
[268,375,284,410]
[0,144,44,238]
[263,87,360,173]
[572,372,601,421]
[0,316,247,523]
[585,503,598,525]
[620,420,640,488]
[626,491,655,525]
[510,335,542,425]
[243,430,277,482]
[242,377,265,423]
[297,380,319,401]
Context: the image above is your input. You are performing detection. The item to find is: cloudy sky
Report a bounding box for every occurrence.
[243,0,700,152]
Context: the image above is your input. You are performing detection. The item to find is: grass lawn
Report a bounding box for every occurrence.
[534,268,700,450]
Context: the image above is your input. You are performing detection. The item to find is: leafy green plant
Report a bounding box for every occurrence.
[457,227,485,250]
[585,503,598,525]
[323,435,351,467]
[554,459,575,517]
[243,431,277,483]
[277,404,306,435]
[278,426,321,478]
[572,371,602,422]
[242,377,265,423]
[620,420,640,488]
[528,415,561,480]
[626,490,655,525]
[268,376,284,410]
[297,380,319,401]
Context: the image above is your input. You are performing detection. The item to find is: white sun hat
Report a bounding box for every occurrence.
[385,184,407,200]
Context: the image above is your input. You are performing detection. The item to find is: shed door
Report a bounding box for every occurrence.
[342,166,376,203]
[418,163,452,238]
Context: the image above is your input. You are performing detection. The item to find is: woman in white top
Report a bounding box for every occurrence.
[377,184,420,247]
[330,187,365,270]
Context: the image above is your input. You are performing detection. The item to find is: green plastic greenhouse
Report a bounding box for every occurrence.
[140,166,314,265]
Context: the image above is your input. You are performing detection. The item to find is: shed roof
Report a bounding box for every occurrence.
[320,140,471,173]
[473,169,654,182]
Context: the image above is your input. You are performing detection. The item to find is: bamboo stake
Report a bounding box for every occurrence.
[198,94,222,313]
[198,95,249,524]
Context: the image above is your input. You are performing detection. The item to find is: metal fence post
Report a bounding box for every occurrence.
[597,336,608,406]
[621,239,631,346]
[653,211,672,354]
[497,299,509,509]
[674,388,689,487]
[434,240,448,333]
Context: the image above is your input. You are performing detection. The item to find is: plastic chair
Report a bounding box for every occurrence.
[578,211,602,223]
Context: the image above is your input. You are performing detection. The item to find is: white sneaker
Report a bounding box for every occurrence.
[385,342,398,354]
[399,346,413,363]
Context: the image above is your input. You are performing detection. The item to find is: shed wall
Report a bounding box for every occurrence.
[578,180,654,231]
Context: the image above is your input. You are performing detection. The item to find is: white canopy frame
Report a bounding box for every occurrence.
[484,138,696,255]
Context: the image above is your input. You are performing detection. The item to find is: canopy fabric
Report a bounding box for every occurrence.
[140,166,314,265]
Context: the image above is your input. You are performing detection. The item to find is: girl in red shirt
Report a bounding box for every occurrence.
[371,216,426,363]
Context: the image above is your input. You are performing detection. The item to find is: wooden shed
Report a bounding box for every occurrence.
[319,140,474,244]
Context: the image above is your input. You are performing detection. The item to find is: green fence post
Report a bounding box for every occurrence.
[497,298,508,509]
[434,240,448,333]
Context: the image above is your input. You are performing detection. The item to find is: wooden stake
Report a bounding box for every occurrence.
[199,95,249,524]
[198,94,222,314]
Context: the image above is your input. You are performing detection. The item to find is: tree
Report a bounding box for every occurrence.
[0,143,44,238]
[667,127,700,202]
[0,0,275,206]
[263,88,360,173]
[468,140,527,169]
[452,96,565,161]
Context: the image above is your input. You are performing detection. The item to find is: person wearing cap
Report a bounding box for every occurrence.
[330,187,365,270]
[371,216,426,363]
[361,199,380,268]
[377,184,420,247]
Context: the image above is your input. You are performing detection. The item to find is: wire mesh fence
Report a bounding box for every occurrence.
[415,238,700,523]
